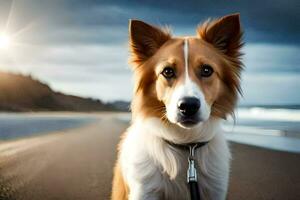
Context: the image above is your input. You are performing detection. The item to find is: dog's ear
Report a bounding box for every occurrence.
[129,20,171,66]
[197,13,243,57]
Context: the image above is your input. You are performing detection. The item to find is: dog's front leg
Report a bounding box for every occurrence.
[128,171,163,200]
[129,183,161,200]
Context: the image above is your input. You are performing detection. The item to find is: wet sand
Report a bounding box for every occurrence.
[0,113,299,200]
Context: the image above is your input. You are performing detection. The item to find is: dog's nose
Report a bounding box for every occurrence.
[177,97,200,116]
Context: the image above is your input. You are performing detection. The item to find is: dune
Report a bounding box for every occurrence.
[0,71,129,112]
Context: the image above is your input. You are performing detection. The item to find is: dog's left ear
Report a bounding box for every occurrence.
[129,20,171,66]
[197,13,243,57]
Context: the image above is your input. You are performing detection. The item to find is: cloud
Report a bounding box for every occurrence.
[49,73,134,101]
[0,44,130,81]
[241,73,300,105]
[60,0,300,44]
[244,44,300,73]
[2,0,300,45]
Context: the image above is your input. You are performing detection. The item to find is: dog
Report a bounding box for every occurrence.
[112,13,243,200]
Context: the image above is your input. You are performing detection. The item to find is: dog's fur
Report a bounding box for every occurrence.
[112,14,243,200]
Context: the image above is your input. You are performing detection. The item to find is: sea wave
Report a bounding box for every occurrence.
[235,107,300,122]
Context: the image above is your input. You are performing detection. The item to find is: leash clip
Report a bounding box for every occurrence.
[187,144,198,183]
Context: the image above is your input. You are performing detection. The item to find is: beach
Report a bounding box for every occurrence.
[0,113,299,200]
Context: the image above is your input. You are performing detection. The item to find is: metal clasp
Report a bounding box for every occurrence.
[187,144,198,183]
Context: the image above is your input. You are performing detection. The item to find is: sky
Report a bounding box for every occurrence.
[0,0,299,105]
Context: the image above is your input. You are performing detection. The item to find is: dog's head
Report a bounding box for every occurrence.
[130,14,243,130]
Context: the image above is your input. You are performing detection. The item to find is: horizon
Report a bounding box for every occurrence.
[0,0,299,105]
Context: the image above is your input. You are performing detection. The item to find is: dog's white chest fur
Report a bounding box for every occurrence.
[120,117,231,200]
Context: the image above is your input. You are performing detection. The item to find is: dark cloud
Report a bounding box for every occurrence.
[1,0,299,45]
[60,0,300,44]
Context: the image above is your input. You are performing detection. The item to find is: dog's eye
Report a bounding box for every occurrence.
[161,67,175,79]
[200,64,214,77]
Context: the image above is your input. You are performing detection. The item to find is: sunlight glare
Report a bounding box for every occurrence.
[0,34,11,49]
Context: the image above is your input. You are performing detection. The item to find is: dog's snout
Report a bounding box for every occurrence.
[177,97,200,116]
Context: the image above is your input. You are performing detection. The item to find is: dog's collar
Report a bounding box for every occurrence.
[164,139,209,150]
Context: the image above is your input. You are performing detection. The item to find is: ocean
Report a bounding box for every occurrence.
[0,113,95,140]
[224,108,300,153]
[0,108,299,152]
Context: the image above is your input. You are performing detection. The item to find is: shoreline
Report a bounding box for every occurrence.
[0,112,129,141]
[1,112,299,153]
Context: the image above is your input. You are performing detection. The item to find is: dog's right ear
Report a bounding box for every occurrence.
[197,14,243,58]
[129,20,171,66]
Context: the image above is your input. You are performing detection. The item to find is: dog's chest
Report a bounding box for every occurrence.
[122,139,210,200]
[158,148,209,200]
[120,119,230,200]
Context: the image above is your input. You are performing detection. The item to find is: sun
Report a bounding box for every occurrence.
[0,34,11,49]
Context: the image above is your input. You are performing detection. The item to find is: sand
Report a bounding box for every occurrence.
[0,114,299,200]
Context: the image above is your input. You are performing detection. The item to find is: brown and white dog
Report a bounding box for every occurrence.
[112,13,243,200]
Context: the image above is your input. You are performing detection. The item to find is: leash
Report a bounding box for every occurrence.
[165,140,208,200]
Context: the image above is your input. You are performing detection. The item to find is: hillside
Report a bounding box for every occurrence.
[0,72,129,112]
